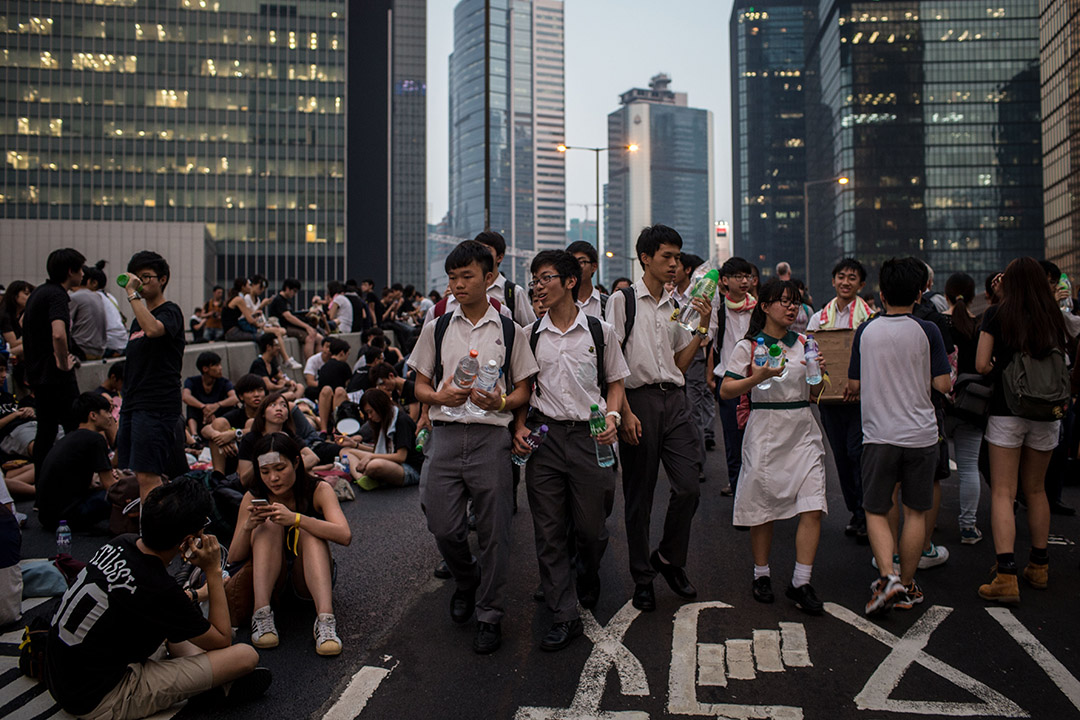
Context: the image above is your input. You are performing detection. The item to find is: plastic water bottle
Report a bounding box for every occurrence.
[116,273,131,288]
[1059,273,1073,312]
[512,425,549,466]
[589,405,616,468]
[56,521,72,554]
[804,335,823,385]
[415,428,430,451]
[442,350,480,419]
[754,337,773,390]
[767,343,785,381]
[466,359,501,417]
[674,269,721,331]
[339,454,350,475]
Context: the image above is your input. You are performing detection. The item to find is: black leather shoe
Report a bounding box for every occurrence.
[451,584,477,624]
[785,583,824,616]
[705,438,716,451]
[473,621,501,654]
[650,551,697,599]
[1050,500,1076,516]
[577,574,600,610]
[632,582,655,612]
[844,514,860,537]
[540,619,583,651]
[533,584,545,602]
[433,560,452,579]
[752,576,774,604]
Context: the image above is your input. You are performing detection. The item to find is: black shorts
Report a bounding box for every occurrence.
[861,443,937,514]
[118,410,181,476]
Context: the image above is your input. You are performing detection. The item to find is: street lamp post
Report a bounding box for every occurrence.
[803,175,850,290]
[558,142,638,282]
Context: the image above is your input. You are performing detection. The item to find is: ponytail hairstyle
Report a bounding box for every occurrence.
[744,278,802,341]
[944,272,976,340]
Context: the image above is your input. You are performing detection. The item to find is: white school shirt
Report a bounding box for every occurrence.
[422,294,513,327]
[605,279,692,389]
[576,288,603,319]
[330,294,353,333]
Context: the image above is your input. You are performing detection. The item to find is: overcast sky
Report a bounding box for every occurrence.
[425,0,736,230]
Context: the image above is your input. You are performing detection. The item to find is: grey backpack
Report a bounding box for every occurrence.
[1002,348,1071,421]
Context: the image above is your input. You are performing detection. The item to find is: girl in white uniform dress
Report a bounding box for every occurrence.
[720,278,828,615]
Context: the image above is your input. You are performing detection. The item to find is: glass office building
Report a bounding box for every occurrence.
[1,0,350,290]
[730,1,808,279]
[448,0,565,284]
[1042,0,1080,278]
[804,1,1043,299]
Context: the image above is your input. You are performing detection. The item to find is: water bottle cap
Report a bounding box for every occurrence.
[487,359,498,367]
[768,344,783,356]
[756,336,765,343]
[469,349,478,358]
[704,269,720,281]
[539,425,549,432]
[58,520,67,526]
[590,404,599,411]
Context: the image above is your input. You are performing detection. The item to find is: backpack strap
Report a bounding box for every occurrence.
[432,313,454,388]
[504,281,517,324]
[587,315,607,397]
[714,302,728,359]
[599,292,609,317]
[528,321,543,397]
[620,286,636,353]
[500,315,516,387]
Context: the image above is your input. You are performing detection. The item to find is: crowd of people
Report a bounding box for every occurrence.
[0,228,1077,718]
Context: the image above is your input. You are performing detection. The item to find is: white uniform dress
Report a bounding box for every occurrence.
[724,331,828,526]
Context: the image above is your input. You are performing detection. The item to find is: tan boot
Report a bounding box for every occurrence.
[1022,562,1048,590]
[978,567,1020,605]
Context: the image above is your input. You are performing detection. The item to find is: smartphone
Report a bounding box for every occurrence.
[250,498,269,508]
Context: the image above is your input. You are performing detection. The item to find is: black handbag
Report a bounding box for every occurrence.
[950,373,993,429]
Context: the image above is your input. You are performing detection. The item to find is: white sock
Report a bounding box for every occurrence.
[792,562,812,588]
[753,564,770,580]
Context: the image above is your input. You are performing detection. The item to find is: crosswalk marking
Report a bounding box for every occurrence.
[988,608,1080,712]
[0,674,36,708]
[726,639,756,680]
[779,623,811,668]
[697,643,726,687]
[324,662,395,720]
[753,630,784,673]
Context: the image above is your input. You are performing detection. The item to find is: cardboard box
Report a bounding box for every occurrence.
[813,329,856,403]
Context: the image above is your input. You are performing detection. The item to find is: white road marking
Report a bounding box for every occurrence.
[0,655,17,671]
[0,630,24,645]
[726,639,756,681]
[753,630,783,673]
[987,608,1080,712]
[21,596,51,613]
[697,643,727,687]
[12,689,58,718]
[825,602,1027,717]
[515,600,648,719]
[0,674,36,707]
[323,662,395,720]
[779,623,811,668]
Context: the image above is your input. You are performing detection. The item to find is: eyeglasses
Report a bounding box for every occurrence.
[727,273,752,282]
[527,274,564,289]
[137,274,159,283]
[576,258,595,267]
[773,297,797,308]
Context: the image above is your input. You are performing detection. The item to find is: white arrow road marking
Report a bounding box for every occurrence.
[778,623,811,668]
[752,630,783,673]
[825,603,1027,717]
[323,659,397,720]
[515,600,649,719]
[987,608,1080,712]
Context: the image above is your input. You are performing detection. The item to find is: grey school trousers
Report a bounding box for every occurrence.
[419,423,512,625]
[685,347,716,462]
[525,419,616,623]
[620,385,702,584]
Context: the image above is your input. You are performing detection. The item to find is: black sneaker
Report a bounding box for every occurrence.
[786,583,824,616]
[752,576,774,604]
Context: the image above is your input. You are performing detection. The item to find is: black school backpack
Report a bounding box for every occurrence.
[1002,348,1071,421]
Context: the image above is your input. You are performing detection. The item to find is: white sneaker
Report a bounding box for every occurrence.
[287,358,304,370]
[918,543,950,569]
[314,613,342,656]
[865,574,906,615]
[251,606,279,648]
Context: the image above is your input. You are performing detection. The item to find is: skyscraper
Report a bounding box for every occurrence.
[729,1,807,279]
[1,0,349,291]
[448,0,566,283]
[804,1,1043,299]
[1042,0,1080,278]
[606,74,715,283]
[348,0,427,288]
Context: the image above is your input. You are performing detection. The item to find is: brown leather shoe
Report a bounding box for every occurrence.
[1022,562,1048,590]
[978,567,1020,605]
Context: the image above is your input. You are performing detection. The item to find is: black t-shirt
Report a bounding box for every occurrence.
[222,406,251,431]
[318,358,352,390]
[0,309,20,340]
[0,391,32,443]
[267,293,301,330]
[124,301,185,414]
[22,281,74,386]
[365,291,385,322]
[37,429,113,529]
[347,367,372,394]
[389,409,423,471]
[45,535,211,715]
[981,305,1020,417]
[249,356,278,380]
[183,375,234,423]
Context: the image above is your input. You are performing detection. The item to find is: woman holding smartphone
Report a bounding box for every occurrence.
[228,432,352,656]
[338,389,424,490]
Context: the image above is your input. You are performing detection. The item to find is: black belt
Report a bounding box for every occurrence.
[432,420,452,427]
[532,412,588,428]
[631,382,682,392]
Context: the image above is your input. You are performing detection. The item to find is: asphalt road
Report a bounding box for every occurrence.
[6,412,1080,720]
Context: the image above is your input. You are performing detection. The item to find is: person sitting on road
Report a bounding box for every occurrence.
[183,351,240,439]
[302,337,333,401]
[45,478,271,719]
[235,391,335,487]
[368,361,420,421]
[0,363,38,496]
[203,374,264,476]
[249,334,302,400]
[318,346,385,432]
[93,361,125,420]
[339,388,423,490]
[316,338,353,392]
[228,432,352,656]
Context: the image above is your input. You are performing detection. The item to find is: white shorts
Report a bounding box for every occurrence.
[0,422,38,458]
[985,415,1060,452]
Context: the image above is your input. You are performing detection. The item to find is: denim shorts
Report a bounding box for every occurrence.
[118,410,180,476]
[402,462,420,487]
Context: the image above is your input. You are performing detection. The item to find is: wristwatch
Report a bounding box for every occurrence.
[695,325,708,337]
[128,291,142,301]
[605,410,622,427]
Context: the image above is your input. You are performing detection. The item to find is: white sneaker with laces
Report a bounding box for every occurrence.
[314,613,342,656]
[251,606,279,648]
[287,358,304,370]
[918,543,950,569]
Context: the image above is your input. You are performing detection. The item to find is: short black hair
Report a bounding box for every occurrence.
[566,241,598,264]
[831,258,867,282]
[197,351,222,373]
[140,478,213,551]
[282,278,301,292]
[327,280,345,296]
[257,333,278,353]
[364,345,383,364]
[47,248,87,283]
[530,250,582,301]
[391,282,404,292]
[107,361,125,380]
[720,256,753,278]
[361,326,385,344]
[212,285,223,292]
[127,251,170,290]
[235,373,265,396]
[327,337,350,356]
[78,266,94,287]
[879,258,924,307]
[1040,260,1062,281]
[72,391,111,424]
[635,225,683,267]
[368,362,397,383]
[611,277,632,289]
[473,230,507,258]
[249,274,268,288]
[445,240,495,275]
[679,253,704,274]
